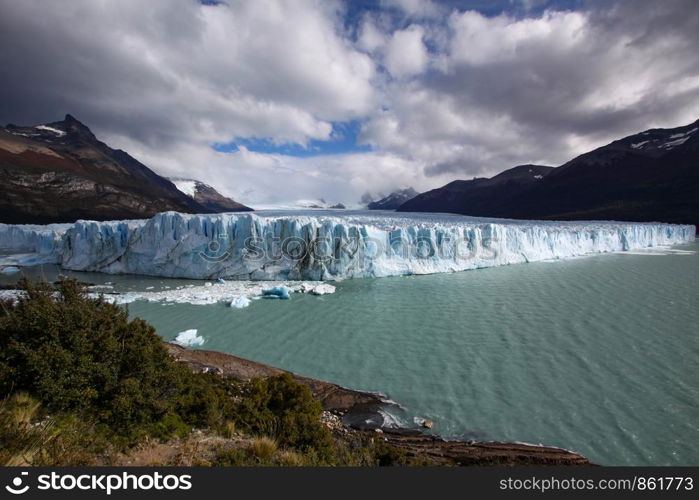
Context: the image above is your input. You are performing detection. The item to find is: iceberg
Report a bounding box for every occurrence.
[228,296,251,308]
[262,286,293,300]
[0,210,694,281]
[173,329,205,347]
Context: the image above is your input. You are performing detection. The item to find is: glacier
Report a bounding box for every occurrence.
[0,210,695,281]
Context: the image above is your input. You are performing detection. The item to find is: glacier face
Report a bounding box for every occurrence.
[0,210,695,281]
[0,222,70,266]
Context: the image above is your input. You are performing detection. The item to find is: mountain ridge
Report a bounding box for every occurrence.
[398,120,699,228]
[169,177,251,213]
[0,115,251,224]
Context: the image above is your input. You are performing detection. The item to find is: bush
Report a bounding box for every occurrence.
[0,278,234,442]
[234,373,334,457]
[248,436,278,461]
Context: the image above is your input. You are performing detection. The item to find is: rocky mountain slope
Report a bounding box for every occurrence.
[399,165,552,215]
[367,187,419,210]
[170,178,251,213]
[0,115,250,224]
[399,120,699,227]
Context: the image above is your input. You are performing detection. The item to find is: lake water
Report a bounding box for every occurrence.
[3,242,697,465]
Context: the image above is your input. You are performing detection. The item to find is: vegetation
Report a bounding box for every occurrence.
[0,278,235,443]
[0,278,422,466]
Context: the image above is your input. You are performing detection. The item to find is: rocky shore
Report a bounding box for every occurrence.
[166,344,591,466]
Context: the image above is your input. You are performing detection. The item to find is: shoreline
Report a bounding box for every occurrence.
[166,343,592,466]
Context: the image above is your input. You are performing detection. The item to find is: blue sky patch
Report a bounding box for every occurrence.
[213,120,372,157]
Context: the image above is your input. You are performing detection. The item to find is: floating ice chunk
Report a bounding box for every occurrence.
[88,284,114,290]
[1,266,20,275]
[173,329,205,347]
[312,284,335,295]
[228,296,251,308]
[262,286,292,300]
[86,280,332,306]
[217,278,226,284]
[298,283,336,295]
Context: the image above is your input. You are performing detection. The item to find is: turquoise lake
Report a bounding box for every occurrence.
[4,242,698,465]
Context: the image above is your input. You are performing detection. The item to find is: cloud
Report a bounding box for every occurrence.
[384,25,429,78]
[362,0,699,179]
[0,0,376,148]
[0,0,698,206]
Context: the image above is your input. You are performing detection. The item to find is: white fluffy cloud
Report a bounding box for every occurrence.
[1,0,698,206]
[385,26,429,78]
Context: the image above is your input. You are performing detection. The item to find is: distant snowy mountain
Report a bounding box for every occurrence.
[367,188,419,210]
[169,178,251,213]
[294,199,346,209]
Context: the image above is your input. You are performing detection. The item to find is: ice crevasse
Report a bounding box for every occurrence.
[0,211,694,281]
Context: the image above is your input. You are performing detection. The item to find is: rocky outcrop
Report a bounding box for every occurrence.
[377,430,591,466]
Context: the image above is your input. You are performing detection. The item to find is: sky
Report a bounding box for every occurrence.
[1,0,698,207]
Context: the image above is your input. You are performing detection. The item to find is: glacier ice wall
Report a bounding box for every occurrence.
[0,211,695,280]
[0,222,70,266]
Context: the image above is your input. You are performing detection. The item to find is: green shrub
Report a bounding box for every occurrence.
[0,278,234,442]
[234,373,334,457]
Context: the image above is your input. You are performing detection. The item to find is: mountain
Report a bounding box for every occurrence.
[367,187,419,210]
[398,120,699,227]
[295,199,345,209]
[169,178,251,213]
[399,166,552,215]
[0,115,251,224]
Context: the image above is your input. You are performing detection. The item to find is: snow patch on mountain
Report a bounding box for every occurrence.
[171,179,198,197]
[35,125,66,137]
